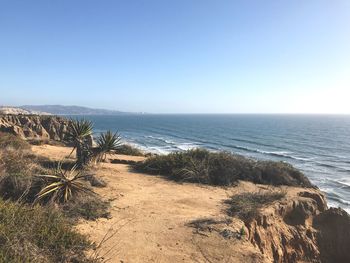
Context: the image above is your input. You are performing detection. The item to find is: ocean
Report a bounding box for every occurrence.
[80,114,350,212]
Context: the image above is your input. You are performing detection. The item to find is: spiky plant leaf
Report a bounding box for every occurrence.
[95,131,122,162]
[97,131,121,152]
[66,119,93,144]
[35,162,95,203]
[65,119,94,167]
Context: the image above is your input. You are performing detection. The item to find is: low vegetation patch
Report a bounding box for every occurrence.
[0,199,92,263]
[0,132,31,150]
[134,148,313,187]
[0,148,43,176]
[117,144,145,156]
[0,173,43,202]
[28,138,65,146]
[0,132,110,261]
[62,195,111,221]
[188,217,233,232]
[0,145,54,203]
[225,191,286,222]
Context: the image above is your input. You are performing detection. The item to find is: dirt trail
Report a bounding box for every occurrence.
[32,145,266,263]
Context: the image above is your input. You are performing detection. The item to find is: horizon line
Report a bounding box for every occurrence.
[2,104,350,115]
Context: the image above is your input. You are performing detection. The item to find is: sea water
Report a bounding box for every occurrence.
[78,114,350,212]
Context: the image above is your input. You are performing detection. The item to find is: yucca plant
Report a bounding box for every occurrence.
[35,162,94,203]
[95,131,122,162]
[66,119,93,167]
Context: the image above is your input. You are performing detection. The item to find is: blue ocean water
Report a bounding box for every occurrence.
[80,114,350,212]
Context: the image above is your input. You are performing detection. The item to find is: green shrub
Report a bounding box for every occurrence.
[117,144,145,156]
[225,191,286,222]
[134,148,212,181]
[0,199,92,262]
[0,148,56,203]
[134,148,313,187]
[254,161,312,187]
[0,132,31,150]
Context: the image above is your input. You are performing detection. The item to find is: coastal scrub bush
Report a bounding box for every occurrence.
[225,191,286,222]
[117,144,145,156]
[134,148,211,181]
[254,161,311,187]
[0,136,49,202]
[0,173,41,202]
[134,148,313,187]
[0,148,35,176]
[0,199,92,262]
[0,132,31,150]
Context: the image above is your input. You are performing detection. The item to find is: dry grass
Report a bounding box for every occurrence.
[0,132,31,150]
[225,191,286,222]
[62,195,111,221]
[0,148,36,176]
[0,199,93,263]
[0,146,50,203]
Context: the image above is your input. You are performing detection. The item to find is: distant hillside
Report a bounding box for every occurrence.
[21,105,132,115]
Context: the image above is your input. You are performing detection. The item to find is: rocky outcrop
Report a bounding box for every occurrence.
[244,188,350,263]
[0,114,69,142]
[314,208,350,263]
[186,181,350,263]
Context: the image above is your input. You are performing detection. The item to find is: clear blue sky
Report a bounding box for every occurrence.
[0,0,349,113]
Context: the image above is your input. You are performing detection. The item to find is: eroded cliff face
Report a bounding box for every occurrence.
[186,182,350,263]
[245,188,350,263]
[0,114,69,141]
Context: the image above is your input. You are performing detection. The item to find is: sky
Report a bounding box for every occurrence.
[0,0,349,114]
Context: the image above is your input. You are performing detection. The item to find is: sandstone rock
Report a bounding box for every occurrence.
[0,124,26,139]
[0,114,71,142]
[314,208,350,263]
[246,189,326,263]
[240,188,350,263]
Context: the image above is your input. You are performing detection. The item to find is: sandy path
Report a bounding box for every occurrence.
[32,145,265,263]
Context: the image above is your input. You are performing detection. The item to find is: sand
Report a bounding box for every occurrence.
[32,145,267,263]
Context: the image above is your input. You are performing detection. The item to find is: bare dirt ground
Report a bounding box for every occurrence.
[32,145,267,263]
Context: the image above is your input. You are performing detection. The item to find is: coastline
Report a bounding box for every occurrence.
[30,143,350,263]
[1,114,350,262]
[2,113,350,212]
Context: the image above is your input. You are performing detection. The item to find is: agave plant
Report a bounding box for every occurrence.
[66,119,93,167]
[95,131,122,162]
[35,162,94,203]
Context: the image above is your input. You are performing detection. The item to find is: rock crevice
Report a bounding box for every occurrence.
[0,114,70,142]
[245,189,350,263]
